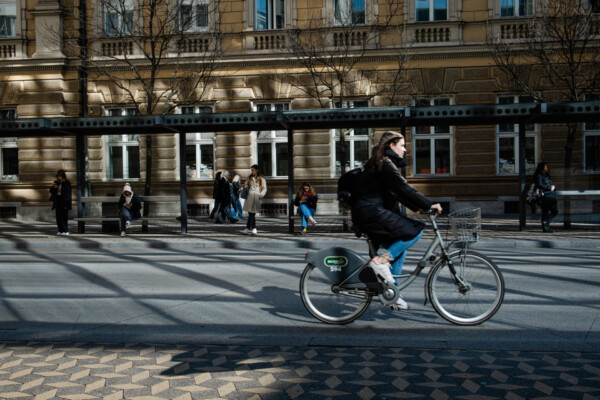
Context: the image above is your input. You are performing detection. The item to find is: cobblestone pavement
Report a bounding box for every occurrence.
[0,341,599,399]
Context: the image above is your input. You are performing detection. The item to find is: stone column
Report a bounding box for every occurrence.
[31,0,65,58]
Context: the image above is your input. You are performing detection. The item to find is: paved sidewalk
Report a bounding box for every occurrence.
[0,341,599,399]
[0,214,597,250]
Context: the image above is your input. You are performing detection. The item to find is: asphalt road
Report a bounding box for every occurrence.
[0,245,599,352]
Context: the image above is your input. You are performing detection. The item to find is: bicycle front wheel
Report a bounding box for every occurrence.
[427,251,504,326]
[300,263,372,325]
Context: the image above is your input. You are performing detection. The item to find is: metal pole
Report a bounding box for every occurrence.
[76,0,88,234]
[287,129,295,234]
[518,123,527,231]
[178,132,188,233]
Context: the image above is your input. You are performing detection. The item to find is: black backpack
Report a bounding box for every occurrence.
[337,168,363,210]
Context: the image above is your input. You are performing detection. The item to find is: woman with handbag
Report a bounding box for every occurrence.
[242,164,267,235]
[534,162,559,233]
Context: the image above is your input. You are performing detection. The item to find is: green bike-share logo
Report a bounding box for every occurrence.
[324,256,348,271]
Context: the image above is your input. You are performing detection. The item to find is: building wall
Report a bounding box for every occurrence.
[0,0,598,221]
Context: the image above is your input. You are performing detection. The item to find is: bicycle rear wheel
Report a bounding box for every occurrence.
[300,263,372,325]
[427,250,504,326]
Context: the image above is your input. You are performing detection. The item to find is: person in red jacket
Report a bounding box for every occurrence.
[294,182,319,236]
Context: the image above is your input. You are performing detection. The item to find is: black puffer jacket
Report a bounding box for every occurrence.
[351,150,432,244]
[534,172,554,194]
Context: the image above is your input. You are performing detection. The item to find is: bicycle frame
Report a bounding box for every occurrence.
[304,212,467,302]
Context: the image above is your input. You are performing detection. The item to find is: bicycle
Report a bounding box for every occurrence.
[299,208,505,326]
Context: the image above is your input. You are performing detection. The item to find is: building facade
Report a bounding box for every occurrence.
[0,0,598,221]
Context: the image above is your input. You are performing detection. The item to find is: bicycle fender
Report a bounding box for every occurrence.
[305,247,367,284]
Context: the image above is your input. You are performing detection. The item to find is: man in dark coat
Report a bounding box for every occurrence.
[351,131,442,309]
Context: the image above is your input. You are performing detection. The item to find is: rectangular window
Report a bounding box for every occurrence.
[256,103,289,177]
[255,0,284,30]
[334,100,370,175]
[496,96,537,175]
[413,99,452,175]
[104,0,133,36]
[106,108,140,179]
[0,109,17,181]
[180,0,209,32]
[0,0,16,38]
[335,0,366,25]
[501,0,533,17]
[584,94,600,173]
[416,0,447,22]
[183,106,215,179]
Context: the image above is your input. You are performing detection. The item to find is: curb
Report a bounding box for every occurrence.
[0,236,597,250]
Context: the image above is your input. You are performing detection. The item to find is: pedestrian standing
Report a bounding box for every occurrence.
[49,169,72,236]
[242,164,267,235]
[534,162,559,233]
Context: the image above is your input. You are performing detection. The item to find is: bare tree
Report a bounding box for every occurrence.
[487,0,600,184]
[61,0,224,218]
[285,0,407,174]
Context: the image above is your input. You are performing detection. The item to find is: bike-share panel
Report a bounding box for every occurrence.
[305,247,377,285]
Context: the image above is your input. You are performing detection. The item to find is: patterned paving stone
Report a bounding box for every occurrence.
[0,342,599,399]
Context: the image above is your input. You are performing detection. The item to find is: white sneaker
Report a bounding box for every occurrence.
[121,231,126,237]
[242,228,249,235]
[63,232,69,236]
[125,221,131,229]
[309,217,317,226]
[395,295,409,310]
[369,258,395,285]
[57,232,63,236]
[251,228,258,235]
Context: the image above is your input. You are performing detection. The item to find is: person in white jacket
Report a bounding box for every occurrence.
[242,164,267,235]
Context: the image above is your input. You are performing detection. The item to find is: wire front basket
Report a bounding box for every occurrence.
[448,208,481,243]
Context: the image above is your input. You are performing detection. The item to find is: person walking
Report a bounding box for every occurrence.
[209,171,222,221]
[231,174,244,220]
[49,169,72,236]
[294,182,318,236]
[534,162,559,233]
[351,131,442,310]
[215,170,238,223]
[118,183,142,237]
[242,164,267,235]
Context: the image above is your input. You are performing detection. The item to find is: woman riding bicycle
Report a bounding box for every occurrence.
[351,131,442,309]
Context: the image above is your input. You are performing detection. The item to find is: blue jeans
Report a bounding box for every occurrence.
[298,204,315,228]
[231,199,243,219]
[120,206,132,232]
[381,230,423,283]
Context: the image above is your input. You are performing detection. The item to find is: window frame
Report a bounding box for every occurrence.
[103,0,134,37]
[334,0,366,26]
[500,0,534,18]
[0,0,17,38]
[496,95,538,176]
[105,108,141,181]
[415,0,448,22]
[332,100,371,177]
[255,0,285,30]
[182,106,215,180]
[411,98,453,176]
[0,109,18,181]
[254,103,289,178]
[179,0,210,33]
